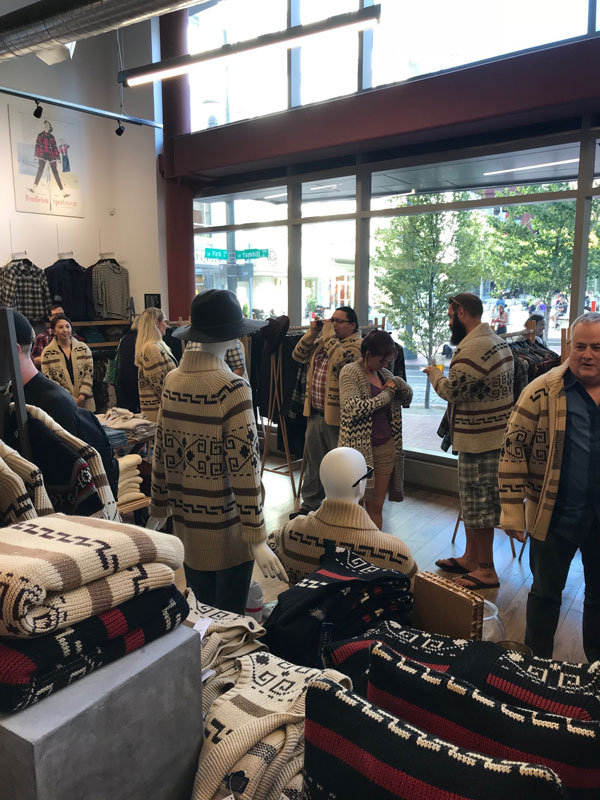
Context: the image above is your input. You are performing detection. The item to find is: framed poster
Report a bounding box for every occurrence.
[144,293,162,309]
[8,104,84,217]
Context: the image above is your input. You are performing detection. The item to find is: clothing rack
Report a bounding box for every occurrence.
[260,343,298,498]
[0,308,32,461]
[499,319,536,342]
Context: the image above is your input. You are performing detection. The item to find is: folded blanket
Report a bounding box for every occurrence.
[117,453,143,470]
[0,513,184,637]
[117,491,147,505]
[0,584,188,711]
[118,476,143,488]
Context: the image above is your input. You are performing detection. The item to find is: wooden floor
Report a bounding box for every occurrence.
[258,461,587,664]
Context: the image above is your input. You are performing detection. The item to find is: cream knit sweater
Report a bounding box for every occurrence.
[151,349,266,571]
[137,341,177,422]
[268,498,417,584]
[428,322,514,453]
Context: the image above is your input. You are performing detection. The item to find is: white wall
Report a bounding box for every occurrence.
[0,21,167,318]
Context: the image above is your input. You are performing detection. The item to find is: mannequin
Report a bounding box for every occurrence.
[149,289,287,615]
[148,338,287,583]
[268,446,417,584]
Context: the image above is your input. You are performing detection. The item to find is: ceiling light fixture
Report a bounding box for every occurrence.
[119,5,381,88]
[309,184,340,192]
[263,192,288,199]
[115,121,125,136]
[0,84,160,129]
[33,100,43,119]
[483,158,579,176]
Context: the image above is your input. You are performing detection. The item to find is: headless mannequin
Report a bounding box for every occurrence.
[148,339,288,585]
[319,447,368,504]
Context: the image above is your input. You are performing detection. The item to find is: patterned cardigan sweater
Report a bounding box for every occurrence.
[428,323,514,453]
[41,338,95,412]
[338,361,412,500]
[150,349,267,572]
[292,324,362,426]
[137,341,177,422]
[499,359,570,541]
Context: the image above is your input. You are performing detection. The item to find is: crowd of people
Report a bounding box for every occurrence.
[7,287,600,663]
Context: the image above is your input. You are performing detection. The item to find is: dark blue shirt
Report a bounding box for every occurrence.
[550,369,600,543]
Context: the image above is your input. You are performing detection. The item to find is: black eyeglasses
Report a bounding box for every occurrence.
[352,466,374,487]
[331,316,350,324]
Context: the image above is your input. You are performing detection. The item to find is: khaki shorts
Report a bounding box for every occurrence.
[365,438,395,501]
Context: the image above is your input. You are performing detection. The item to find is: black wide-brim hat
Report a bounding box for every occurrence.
[173,289,267,343]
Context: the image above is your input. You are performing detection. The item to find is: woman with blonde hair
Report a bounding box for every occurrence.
[41,314,96,410]
[135,307,177,421]
[339,330,412,529]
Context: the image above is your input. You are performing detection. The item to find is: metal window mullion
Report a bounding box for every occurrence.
[288,0,301,108]
[358,0,374,91]
[288,182,302,325]
[355,170,371,326]
[570,123,595,322]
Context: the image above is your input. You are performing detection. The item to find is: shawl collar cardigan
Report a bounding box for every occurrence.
[428,322,514,453]
[151,348,267,572]
[269,498,417,584]
[338,361,412,500]
[499,359,570,541]
[41,337,95,411]
[292,326,362,426]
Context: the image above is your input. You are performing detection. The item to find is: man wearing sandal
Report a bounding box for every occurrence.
[424,293,513,590]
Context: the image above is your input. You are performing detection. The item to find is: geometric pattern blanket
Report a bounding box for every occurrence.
[0,514,184,637]
[368,642,600,799]
[304,677,566,799]
[0,584,188,712]
[323,621,600,719]
[193,652,351,800]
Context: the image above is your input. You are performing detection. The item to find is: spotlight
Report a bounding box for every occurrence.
[115,122,125,136]
[33,101,43,119]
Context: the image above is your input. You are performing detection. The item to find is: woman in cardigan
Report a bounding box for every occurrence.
[41,314,95,411]
[339,330,412,529]
[134,307,177,422]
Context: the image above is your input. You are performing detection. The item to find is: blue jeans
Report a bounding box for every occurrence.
[526,526,600,662]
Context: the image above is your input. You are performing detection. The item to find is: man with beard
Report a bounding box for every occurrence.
[424,293,513,590]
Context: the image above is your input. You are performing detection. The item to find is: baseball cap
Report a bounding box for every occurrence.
[10,310,35,346]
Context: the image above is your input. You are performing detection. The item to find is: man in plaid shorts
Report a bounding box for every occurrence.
[424,293,514,590]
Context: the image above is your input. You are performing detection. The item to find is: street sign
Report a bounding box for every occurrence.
[235,248,268,260]
[204,247,229,260]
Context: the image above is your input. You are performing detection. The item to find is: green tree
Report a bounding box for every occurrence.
[374,193,485,408]
[486,184,600,326]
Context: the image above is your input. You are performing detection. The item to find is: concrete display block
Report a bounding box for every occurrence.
[0,626,203,800]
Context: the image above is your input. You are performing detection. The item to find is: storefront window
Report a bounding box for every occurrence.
[371,0,589,88]
[194,228,288,319]
[194,187,288,227]
[301,220,355,324]
[301,175,356,216]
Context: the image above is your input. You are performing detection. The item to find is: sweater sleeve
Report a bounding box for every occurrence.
[498,388,539,532]
[221,379,266,544]
[429,357,490,403]
[292,327,319,364]
[339,365,392,422]
[322,326,362,378]
[382,369,413,408]
[150,404,171,520]
[76,345,94,398]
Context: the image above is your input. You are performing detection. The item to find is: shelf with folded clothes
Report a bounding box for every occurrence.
[117,495,150,514]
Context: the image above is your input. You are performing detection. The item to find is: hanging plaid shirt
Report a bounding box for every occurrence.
[0,260,52,323]
[311,349,329,412]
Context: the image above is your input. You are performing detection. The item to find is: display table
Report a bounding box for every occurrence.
[0,626,202,800]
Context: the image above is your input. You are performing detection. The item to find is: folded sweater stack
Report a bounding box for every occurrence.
[0,513,186,711]
[116,453,145,505]
[192,651,351,800]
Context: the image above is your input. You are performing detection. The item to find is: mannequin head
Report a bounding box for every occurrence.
[198,339,237,360]
[320,447,370,503]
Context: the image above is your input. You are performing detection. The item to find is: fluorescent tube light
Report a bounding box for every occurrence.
[263,192,288,199]
[119,5,381,88]
[483,158,579,176]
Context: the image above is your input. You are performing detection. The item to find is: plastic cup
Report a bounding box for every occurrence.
[431,355,444,373]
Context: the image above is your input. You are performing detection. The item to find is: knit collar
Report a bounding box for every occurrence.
[180,347,229,373]
[456,321,495,349]
[308,499,380,533]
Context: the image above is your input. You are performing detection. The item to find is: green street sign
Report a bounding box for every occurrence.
[204,247,229,260]
[235,248,268,260]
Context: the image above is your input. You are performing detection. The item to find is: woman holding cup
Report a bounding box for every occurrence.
[339,330,413,528]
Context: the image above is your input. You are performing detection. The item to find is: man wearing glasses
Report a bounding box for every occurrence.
[290,306,362,518]
[424,293,513,590]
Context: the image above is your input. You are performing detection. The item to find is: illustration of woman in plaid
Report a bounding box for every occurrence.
[28,120,69,198]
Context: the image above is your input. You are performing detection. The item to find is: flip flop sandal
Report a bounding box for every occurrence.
[456,573,500,590]
[435,557,470,575]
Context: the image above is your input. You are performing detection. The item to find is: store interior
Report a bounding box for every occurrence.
[1,1,600,798]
